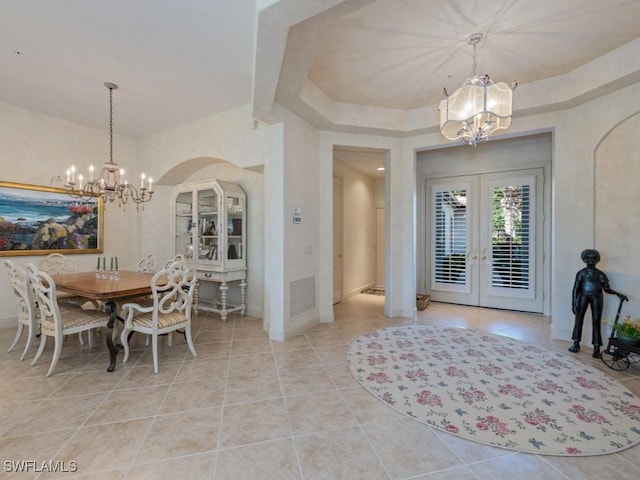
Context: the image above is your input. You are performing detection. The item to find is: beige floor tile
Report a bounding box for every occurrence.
[273,346,322,370]
[230,337,272,355]
[285,390,357,435]
[362,417,462,478]
[227,352,276,376]
[0,374,71,402]
[177,357,228,382]
[53,418,153,477]
[191,341,231,360]
[219,398,291,448]
[215,438,301,480]
[0,429,77,477]
[294,426,389,480]
[542,452,640,480]
[340,386,404,424]
[0,294,639,480]
[134,407,221,464]
[85,385,169,425]
[313,343,349,365]
[0,398,42,436]
[5,393,105,436]
[126,452,216,480]
[115,362,180,390]
[278,366,335,397]
[224,372,282,405]
[50,369,127,398]
[467,453,567,480]
[159,378,226,413]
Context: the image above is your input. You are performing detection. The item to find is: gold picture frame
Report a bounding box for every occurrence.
[0,181,104,256]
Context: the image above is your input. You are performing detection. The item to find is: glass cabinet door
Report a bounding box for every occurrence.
[197,188,220,263]
[175,191,194,261]
[226,194,244,262]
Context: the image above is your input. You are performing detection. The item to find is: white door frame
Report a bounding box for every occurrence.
[424,168,547,313]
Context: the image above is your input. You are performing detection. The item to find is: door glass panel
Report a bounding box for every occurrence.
[490,184,530,289]
[433,189,467,285]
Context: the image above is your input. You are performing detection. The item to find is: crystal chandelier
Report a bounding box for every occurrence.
[439,33,517,146]
[64,82,153,209]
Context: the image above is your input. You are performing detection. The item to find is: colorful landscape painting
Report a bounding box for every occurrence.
[0,181,103,255]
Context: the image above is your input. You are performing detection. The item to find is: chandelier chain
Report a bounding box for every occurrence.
[109,85,113,164]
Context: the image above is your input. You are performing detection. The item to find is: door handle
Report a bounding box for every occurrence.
[480,248,487,260]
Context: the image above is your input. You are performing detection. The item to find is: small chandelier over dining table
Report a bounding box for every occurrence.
[63,82,153,209]
[439,33,517,146]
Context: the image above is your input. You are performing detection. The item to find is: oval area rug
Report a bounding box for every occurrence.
[347,325,640,456]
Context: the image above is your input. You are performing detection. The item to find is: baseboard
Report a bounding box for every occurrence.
[0,316,16,329]
[269,309,319,342]
[344,283,375,300]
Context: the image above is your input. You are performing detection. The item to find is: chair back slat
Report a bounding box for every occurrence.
[26,264,61,329]
[137,254,157,273]
[5,260,37,323]
[161,254,185,270]
[151,261,196,319]
[38,253,78,275]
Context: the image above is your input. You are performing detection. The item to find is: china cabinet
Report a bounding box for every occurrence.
[171,180,246,321]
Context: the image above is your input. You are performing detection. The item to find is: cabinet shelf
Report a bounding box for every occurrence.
[172,179,246,272]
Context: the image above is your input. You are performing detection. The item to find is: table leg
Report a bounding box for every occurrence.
[105,300,123,372]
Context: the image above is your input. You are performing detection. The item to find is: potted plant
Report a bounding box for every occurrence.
[611,316,640,345]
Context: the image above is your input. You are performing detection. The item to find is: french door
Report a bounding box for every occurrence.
[426,169,544,313]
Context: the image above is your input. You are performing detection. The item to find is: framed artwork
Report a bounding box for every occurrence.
[0,181,104,256]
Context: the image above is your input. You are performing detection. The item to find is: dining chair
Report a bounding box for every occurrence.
[161,254,185,270]
[38,253,100,344]
[26,263,109,376]
[137,254,157,273]
[120,261,197,373]
[4,260,40,360]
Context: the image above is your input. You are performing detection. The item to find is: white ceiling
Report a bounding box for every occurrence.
[0,0,255,138]
[1,0,639,179]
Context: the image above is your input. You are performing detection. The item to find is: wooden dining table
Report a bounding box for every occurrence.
[51,270,160,372]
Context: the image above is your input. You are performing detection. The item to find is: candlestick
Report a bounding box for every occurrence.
[115,256,118,271]
[97,257,100,270]
[110,256,114,271]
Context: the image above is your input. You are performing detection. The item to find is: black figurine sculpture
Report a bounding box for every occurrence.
[568,249,628,358]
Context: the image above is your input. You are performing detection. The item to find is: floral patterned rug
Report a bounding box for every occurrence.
[347,325,640,456]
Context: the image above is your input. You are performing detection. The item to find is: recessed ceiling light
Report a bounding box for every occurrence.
[376,166,385,171]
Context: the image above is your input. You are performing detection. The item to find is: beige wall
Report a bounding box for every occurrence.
[1,79,639,347]
[0,102,141,325]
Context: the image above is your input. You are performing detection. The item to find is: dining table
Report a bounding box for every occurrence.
[51,270,161,372]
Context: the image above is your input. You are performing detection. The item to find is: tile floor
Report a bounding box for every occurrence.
[1,294,640,479]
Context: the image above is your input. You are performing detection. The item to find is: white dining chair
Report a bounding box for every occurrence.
[120,261,197,373]
[37,253,99,344]
[4,260,40,360]
[137,254,157,273]
[26,263,109,376]
[161,254,185,270]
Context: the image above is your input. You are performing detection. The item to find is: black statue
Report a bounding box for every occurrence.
[568,249,628,358]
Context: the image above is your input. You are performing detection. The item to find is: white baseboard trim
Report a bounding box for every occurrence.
[0,316,17,329]
[269,309,319,342]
